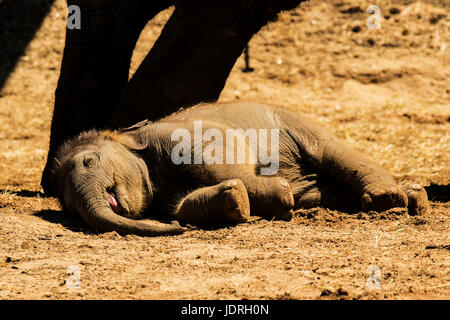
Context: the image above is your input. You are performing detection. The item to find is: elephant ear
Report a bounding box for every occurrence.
[118,119,151,133]
[116,120,151,150]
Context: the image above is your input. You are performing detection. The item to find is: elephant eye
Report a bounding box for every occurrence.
[82,153,100,168]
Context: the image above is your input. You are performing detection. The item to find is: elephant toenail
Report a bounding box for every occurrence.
[388,186,398,193]
[225,180,237,188]
[372,188,385,196]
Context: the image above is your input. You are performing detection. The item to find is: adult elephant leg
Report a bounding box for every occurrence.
[41,0,173,195]
[107,0,306,127]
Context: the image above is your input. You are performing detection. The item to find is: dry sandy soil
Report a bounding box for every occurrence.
[0,0,449,300]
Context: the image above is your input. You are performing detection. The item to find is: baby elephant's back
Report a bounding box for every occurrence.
[164,102,282,131]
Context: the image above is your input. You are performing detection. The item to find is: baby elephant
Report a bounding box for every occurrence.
[50,102,428,236]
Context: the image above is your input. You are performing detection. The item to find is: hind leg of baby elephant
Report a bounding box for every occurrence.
[294,179,428,215]
[285,113,410,212]
[359,183,428,214]
[293,177,361,212]
[400,184,429,215]
[174,179,250,225]
[361,184,408,213]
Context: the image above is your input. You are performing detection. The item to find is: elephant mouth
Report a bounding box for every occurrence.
[107,189,125,215]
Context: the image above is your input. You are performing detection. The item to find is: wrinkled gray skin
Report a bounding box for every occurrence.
[50,102,429,236]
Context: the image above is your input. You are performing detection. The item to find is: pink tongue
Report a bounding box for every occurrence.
[108,193,121,213]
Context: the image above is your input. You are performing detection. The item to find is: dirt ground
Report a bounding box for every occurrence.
[0,0,449,300]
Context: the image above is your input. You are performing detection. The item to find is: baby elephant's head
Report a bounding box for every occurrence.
[50,127,184,236]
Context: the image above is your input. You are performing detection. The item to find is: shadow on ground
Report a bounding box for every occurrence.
[33,208,212,235]
[425,183,450,202]
[33,209,91,233]
[0,189,46,198]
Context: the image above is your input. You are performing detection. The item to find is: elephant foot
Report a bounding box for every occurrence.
[215,179,251,224]
[174,179,250,225]
[361,184,408,212]
[256,178,294,221]
[400,184,429,215]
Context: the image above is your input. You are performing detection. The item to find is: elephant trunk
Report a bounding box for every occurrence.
[75,185,185,236]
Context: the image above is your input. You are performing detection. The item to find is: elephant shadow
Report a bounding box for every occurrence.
[0,188,88,233]
[5,189,46,198]
[33,208,235,235]
[33,209,94,234]
[424,183,450,202]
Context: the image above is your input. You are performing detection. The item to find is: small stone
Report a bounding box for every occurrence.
[389,8,401,15]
